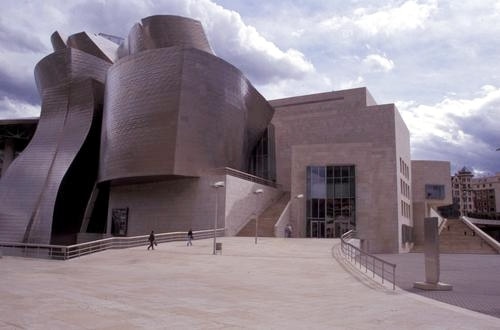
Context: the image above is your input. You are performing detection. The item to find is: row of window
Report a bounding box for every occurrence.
[474,183,494,188]
[401,200,411,219]
[399,158,410,180]
[400,178,410,198]
[453,190,472,197]
[456,183,500,190]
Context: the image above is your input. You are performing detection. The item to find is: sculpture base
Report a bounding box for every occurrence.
[413,281,453,291]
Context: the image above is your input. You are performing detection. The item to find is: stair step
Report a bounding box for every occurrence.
[237,192,290,237]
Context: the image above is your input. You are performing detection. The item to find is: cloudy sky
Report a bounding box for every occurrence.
[1,0,499,175]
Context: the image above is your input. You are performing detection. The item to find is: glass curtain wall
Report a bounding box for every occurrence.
[248,125,276,181]
[306,165,355,238]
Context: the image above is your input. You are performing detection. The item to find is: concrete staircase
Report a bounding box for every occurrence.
[237,192,290,237]
[439,219,497,254]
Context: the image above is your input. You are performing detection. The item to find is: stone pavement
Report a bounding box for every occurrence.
[1,237,499,329]
[376,252,500,318]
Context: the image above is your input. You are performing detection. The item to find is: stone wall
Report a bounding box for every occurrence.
[271,87,410,253]
[107,174,281,237]
[411,160,452,246]
[224,176,281,235]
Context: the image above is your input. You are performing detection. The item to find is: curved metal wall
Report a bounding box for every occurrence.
[118,15,213,58]
[0,15,274,243]
[99,46,273,182]
[0,46,111,244]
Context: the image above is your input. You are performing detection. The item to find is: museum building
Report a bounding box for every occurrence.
[0,15,451,253]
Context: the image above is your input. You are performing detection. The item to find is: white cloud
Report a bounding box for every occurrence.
[261,72,334,100]
[0,97,40,119]
[397,85,500,172]
[398,86,500,144]
[0,0,316,116]
[353,0,438,36]
[181,0,315,82]
[320,0,437,37]
[362,54,394,72]
[339,76,365,90]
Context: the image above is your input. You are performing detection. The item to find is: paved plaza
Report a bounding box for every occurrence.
[1,237,499,329]
[377,252,500,318]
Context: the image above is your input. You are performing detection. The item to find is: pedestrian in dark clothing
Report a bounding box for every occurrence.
[187,229,193,246]
[147,230,156,250]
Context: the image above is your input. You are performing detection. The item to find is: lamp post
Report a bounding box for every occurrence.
[295,194,304,238]
[254,188,264,244]
[212,181,225,255]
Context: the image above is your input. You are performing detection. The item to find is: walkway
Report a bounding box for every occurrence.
[1,238,499,329]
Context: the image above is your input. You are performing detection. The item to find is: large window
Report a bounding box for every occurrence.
[307,165,355,238]
[425,184,445,200]
[248,125,276,181]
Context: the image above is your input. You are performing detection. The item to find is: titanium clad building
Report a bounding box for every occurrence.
[0,14,451,253]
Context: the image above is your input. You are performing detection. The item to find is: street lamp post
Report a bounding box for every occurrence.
[295,194,304,238]
[254,189,264,244]
[212,181,225,255]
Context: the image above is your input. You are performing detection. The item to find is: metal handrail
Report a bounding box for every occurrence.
[430,207,448,234]
[0,228,224,260]
[462,216,500,253]
[340,230,396,290]
[217,167,280,188]
[274,200,291,237]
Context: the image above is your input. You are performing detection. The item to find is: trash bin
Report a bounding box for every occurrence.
[215,242,222,254]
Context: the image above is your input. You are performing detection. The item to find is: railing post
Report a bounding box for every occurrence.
[372,258,375,278]
[392,265,396,290]
[382,262,385,284]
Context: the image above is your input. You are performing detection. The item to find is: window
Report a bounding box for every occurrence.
[425,184,445,199]
[402,224,413,243]
[307,165,355,238]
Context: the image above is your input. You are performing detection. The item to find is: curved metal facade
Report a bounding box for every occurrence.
[0,39,113,244]
[100,15,273,182]
[118,15,213,57]
[0,15,274,244]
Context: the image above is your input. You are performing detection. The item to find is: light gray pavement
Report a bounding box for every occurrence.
[1,237,499,329]
[376,252,500,318]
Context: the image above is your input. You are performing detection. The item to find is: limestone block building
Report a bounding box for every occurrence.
[0,15,452,253]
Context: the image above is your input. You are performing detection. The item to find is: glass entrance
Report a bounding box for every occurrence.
[310,221,325,238]
[306,165,356,238]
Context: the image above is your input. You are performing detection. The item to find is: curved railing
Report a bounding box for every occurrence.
[0,228,224,260]
[340,230,396,290]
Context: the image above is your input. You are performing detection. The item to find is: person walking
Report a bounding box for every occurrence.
[187,229,193,246]
[147,230,156,250]
[286,224,293,238]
